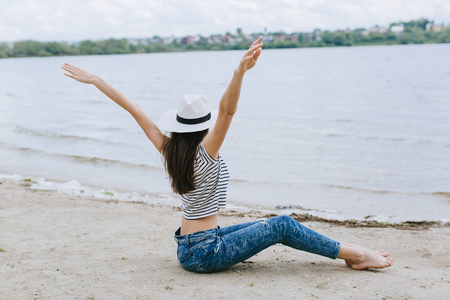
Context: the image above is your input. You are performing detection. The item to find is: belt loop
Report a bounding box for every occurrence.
[187,234,190,245]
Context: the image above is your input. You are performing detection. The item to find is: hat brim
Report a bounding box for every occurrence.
[158,109,218,133]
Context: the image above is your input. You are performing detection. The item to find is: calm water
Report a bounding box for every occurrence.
[1,44,449,222]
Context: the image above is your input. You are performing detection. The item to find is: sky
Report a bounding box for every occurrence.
[0,0,449,42]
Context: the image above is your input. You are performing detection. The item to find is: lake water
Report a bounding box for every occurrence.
[1,44,449,222]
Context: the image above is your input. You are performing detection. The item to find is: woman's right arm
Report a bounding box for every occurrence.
[61,63,165,152]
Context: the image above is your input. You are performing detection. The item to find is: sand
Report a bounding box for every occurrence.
[1,179,449,299]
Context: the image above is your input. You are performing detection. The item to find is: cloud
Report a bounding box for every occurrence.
[0,0,449,41]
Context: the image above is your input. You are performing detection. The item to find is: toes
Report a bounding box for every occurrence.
[377,251,389,257]
[383,258,394,267]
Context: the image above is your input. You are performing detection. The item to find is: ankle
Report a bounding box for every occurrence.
[338,244,365,262]
[350,249,366,263]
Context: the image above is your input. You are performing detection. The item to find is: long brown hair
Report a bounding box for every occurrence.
[162,129,208,194]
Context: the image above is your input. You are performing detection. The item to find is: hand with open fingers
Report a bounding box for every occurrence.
[237,36,263,74]
[61,63,97,84]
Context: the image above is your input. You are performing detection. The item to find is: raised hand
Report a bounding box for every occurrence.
[61,63,97,84]
[236,36,263,74]
[61,63,165,151]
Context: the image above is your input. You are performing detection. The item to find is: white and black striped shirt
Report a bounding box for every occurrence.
[181,142,229,220]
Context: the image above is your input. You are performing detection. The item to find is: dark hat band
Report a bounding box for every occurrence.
[176,112,211,125]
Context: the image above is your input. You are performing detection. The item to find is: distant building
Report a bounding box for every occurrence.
[208,35,222,44]
[149,37,163,44]
[128,38,141,46]
[273,33,286,42]
[223,35,236,45]
[287,33,298,41]
[162,37,174,45]
[370,27,388,34]
[390,24,404,35]
[299,33,312,42]
[426,23,446,32]
[312,28,322,42]
[261,35,273,43]
[180,36,198,45]
[248,34,260,41]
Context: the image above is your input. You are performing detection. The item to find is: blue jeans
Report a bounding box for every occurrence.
[174,215,341,273]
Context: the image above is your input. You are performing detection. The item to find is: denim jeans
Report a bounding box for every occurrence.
[174,215,341,273]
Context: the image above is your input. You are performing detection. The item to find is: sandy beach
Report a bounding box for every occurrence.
[1,178,449,299]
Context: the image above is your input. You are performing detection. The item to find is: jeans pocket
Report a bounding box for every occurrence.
[179,248,210,273]
[178,250,195,263]
[200,237,217,254]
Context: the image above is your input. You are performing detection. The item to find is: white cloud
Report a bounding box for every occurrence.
[0,0,449,41]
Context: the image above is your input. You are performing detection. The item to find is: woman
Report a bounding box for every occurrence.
[62,36,393,273]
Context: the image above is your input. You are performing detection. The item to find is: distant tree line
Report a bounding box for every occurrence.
[1,18,449,59]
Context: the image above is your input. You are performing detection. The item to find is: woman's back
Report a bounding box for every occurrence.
[181,142,229,220]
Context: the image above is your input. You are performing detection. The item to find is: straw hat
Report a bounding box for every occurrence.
[159,94,218,133]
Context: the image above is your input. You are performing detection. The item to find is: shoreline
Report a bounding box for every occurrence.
[1,178,449,299]
[1,40,449,61]
[222,210,449,230]
[2,173,449,228]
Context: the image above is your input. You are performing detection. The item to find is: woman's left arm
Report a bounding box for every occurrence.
[61,63,166,151]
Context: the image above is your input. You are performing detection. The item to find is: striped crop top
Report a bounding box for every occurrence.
[180,142,229,220]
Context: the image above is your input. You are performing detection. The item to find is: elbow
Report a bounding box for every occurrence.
[219,104,237,116]
[224,109,236,116]
[128,101,141,115]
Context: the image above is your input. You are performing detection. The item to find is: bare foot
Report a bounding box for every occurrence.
[344,256,388,267]
[347,249,394,270]
[339,243,393,269]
